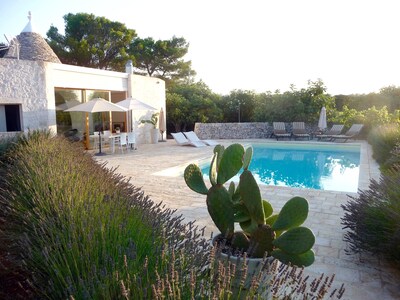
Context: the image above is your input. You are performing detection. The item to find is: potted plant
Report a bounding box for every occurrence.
[141,112,159,144]
[184,143,315,288]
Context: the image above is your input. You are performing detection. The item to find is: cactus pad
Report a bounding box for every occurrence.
[239,218,258,234]
[273,227,315,254]
[217,144,245,184]
[272,197,309,231]
[213,144,225,170]
[184,164,208,195]
[207,185,234,238]
[233,203,251,223]
[239,170,264,224]
[209,153,218,186]
[243,147,253,170]
[271,249,315,267]
[262,200,273,219]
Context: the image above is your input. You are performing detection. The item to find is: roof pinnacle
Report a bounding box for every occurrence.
[21,11,34,33]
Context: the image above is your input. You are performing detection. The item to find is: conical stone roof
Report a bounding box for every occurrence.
[5,32,61,63]
[4,12,61,63]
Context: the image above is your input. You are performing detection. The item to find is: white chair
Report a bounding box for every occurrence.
[183,131,219,146]
[92,131,100,150]
[102,130,111,148]
[111,135,123,154]
[171,132,206,147]
[127,132,137,150]
[120,132,128,152]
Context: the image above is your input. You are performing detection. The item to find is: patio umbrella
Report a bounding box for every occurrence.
[56,99,81,111]
[158,108,166,142]
[65,97,127,155]
[318,107,327,131]
[116,97,157,132]
[65,97,127,113]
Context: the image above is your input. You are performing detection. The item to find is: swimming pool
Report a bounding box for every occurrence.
[200,143,361,193]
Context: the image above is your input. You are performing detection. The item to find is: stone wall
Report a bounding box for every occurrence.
[194,122,272,139]
[0,132,20,139]
[0,58,54,132]
[194,122,316,139]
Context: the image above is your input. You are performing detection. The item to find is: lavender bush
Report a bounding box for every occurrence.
[0,131,210,299]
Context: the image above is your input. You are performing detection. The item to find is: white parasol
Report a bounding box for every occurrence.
[158,108,166,141]
[65,98,127,155]
[56,99,81,111]
[65,97,127,113]
[116,97,157,132]
[318,107,327,131]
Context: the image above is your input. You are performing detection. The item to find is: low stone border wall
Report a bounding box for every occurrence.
[194,122,271,139]
[0,131,20,140]
[194,122,316,139]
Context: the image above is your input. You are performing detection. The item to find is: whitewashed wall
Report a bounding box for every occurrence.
[130,75,166,144]
[0,58,56,133]
[51,64,128,91]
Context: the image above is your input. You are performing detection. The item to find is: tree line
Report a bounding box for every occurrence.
[167,80,400,134]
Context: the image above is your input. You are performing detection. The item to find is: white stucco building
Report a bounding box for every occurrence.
[0,14,166,147]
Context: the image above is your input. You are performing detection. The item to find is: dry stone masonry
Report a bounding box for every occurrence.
[194,122,315,139]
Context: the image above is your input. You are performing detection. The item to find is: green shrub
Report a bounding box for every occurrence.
[341,169,400,264]
[362,106,398,136]
[330,106,364,129]
[383,144,400,172]
[367,124,400,166]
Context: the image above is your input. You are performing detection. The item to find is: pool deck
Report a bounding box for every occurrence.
[95,139,400,300]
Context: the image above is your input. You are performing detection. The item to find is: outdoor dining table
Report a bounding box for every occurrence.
[89,133,129,153]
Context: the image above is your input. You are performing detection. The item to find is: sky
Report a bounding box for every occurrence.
[1,0,399,96]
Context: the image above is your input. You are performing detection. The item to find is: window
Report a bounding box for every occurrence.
[0,104,22,132]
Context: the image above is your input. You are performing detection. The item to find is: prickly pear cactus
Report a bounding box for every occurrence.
[183,143,316,267]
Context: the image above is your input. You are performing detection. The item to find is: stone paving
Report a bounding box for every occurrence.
[95,139,400,300]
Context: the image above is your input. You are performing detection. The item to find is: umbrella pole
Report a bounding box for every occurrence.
[95,131,107,156]
[85,113,90,150]
[98,132,102,154]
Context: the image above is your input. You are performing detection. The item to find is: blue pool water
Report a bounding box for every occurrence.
[200,143,361,193]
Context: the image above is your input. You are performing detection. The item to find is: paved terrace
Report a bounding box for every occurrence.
[95,139,399,300]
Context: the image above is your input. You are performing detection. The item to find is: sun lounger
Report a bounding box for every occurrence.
[171,132,207,147]
[272,122,291,140]
[292,122,310,140]
[316,124,344,141]
[330,124,364,142]
[183,131,219,146]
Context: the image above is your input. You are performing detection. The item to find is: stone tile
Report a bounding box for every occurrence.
[315,236,331,247]
[315,245,340,258]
